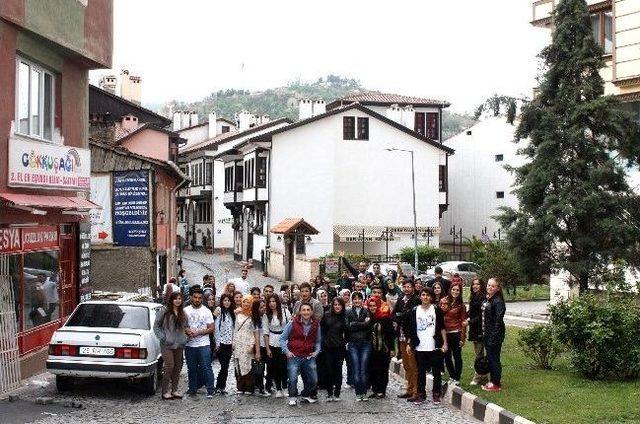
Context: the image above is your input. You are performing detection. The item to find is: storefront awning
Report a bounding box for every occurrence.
[271,218,319,235]
[333,225,384,241]
[0,193,101,214]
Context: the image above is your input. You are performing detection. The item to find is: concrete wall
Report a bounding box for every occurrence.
[91,246,155,292]
[266,248,320,283]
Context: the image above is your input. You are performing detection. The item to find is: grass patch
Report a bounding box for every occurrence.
[456,327,640,424]
[461,284,550,302]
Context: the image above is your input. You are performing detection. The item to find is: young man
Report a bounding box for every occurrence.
[371,263,385,289]
[233,268,250,294]
[184,287,216,398]
[263,284,275,299]
[392,279,421,399]
[250,286,262,301]
[427,266,451,295]
[406,288,448,405]
[280,302,322,406]
[293,283,324,320]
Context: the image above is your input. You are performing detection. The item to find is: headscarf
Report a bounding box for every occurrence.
[315,289,327,302]
[240,294,254,316]
[367,295,390,320]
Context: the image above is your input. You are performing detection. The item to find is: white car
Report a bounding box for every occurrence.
[46,301,163,395]
[424,261,480,285]
[366,262,417,277]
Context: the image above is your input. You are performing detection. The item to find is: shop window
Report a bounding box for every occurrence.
[7,255,22,332]
[22,250,60,331]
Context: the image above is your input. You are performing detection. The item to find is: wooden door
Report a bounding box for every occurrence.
[58,225,77,319]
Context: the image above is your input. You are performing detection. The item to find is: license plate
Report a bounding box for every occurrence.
[79,346,115,356]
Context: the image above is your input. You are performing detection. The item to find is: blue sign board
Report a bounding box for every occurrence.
[112,170,150,246]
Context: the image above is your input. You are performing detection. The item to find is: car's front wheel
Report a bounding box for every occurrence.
[55,375,74,392]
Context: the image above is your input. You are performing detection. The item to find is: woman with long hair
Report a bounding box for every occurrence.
[214,293,235,394]
[367,296,395,398]
[432,281,444,307]
[321,296,347,401]
[153,291,188,400]
[263,294,291,398]
[439,282,467,386]
[233,295,260,394]
[467,278,488,385]
[222,282,236,298]
[252,299,270,396]
[345,291,372,401]
[481,278,506,392]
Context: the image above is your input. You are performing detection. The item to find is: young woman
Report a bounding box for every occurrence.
[214,293,235,394]
[153,291,188,400]
[467,278,489,385]
[439,282,467,386]
[406,288,447,405]
[233,295,260,395]
[162,277,180,304]
[205,293,217,360]
[252,299,270,396]
[339,289,352,309]
[367,296,395,399]
[385,277,402,312]
[481,278,506,392]
[233,291,243,309]
[321,297,347,401]
[263,294,291,398]
[280,290,293,313]
[345,291,372,401]
[222,282,236,298]
[432,282,444,308]
[316,289,330,313]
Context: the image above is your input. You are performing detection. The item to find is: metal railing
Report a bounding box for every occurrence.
[0,255,21,395]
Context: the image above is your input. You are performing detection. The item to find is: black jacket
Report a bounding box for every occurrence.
[342,257,364,280]
[481,295,506,346]
[321,311,346,349]
[392,294,421,337]
[467,293,484,342]
[345,307,371,343]
[427,276,451,295]
[405,305,445,350]
[370,315,395,353]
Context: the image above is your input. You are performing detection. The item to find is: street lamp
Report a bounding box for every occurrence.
[385,148,418,272]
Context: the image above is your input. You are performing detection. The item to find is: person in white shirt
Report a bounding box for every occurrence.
[231,268,250,294]
[184,287,216,398]
[406,287,448,405]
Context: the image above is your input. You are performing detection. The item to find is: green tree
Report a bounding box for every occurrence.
[498,0,640,293]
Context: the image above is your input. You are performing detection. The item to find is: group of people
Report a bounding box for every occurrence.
[153,259,506,407]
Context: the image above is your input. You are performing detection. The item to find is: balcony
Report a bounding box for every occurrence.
[223,191,243,205]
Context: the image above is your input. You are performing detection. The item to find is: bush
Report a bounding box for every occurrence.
[550,295,640,380]
[517,324,563,369]
[398,245,447,270]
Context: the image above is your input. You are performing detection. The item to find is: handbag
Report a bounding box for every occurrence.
[250,359,264,379]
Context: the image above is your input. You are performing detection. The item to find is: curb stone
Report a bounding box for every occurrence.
[389,358,536,424]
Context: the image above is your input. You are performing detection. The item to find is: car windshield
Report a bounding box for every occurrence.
[66,304,150,330]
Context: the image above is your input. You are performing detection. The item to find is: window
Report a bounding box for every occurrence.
[224,166,234,192]
[591,11,613,54]
[356,117,369,140]
[439,165,447,192]
[221,125,230,133]
[15,57,55,141]
[234,163,244,192]
[205,162,213,185]
[254,208,265,234]
[496,191,505,199]
[244,158,255,189]
[178,204,186,222]
[495,154,504,162]
[295,235,306,255]
[622,101,640,124]
[414,112,439,140]
[195,202,211,223]
[343,116,355,140]
[23,250,60,331]
[67,304,150,330]
[256,155,267,188]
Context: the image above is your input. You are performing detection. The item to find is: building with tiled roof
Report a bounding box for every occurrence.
[326,92,450,110]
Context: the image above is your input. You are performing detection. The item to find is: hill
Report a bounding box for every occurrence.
[158,75,476,140]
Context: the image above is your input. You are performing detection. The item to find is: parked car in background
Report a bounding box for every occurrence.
[423,261,479,285]
[366,262,417,277]
[46,301,162,395]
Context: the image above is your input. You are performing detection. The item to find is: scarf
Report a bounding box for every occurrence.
[368,296,390,320]
[240,294,254,316]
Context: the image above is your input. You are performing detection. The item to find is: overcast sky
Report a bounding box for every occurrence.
[91,0,551,114]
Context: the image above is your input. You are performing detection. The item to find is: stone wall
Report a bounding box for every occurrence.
[91,246,155,293]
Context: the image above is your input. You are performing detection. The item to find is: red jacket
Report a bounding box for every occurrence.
[440,297,468,334]
[287,315,319,357]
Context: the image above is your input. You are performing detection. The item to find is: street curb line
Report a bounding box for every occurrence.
[389,358,536,424]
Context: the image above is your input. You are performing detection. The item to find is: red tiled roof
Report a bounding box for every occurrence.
[271,218,319,235]
[326,92,450,110]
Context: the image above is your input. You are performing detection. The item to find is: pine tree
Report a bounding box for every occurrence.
[498,0,640,293]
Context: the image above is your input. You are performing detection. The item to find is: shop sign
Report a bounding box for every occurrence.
[113,170,150,247]
[78,222,92,302]
[0,228,21,253]
[8,137,91,191]
[90,174,112,243]
[22,226,59,250]
[325,257,339,274]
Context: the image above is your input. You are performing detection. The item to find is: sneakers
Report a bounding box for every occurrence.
[206,393,214,399]
[482,383,502,392]
[356,395,368,402]
[397,392,412,399]
[274,390,284,398]
[374,393,386,399]
[258,390,271,397]
[326,396,335,402]
[288,397,297,406]
[469,380,479,386]
[301,396,317,404]
[361,395,369,401]
[344,384,352,389]
[449,379,459,386]
[413,396,425,405]
[432,393,441,404]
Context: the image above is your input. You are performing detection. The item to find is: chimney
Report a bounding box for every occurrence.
[180,112,190,130]
[298,99,313,120]
[99,75,117,94]
[119,69,142,105]
[237,110,256,131]
[208,112,217,138]
[401,105,415,129]
[386,104,402,124]
[173,111,182,131]
[312,100,326,117]
[121,114,139,131]
[190,111,199,127]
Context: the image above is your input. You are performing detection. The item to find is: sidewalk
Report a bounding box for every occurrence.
[504,300,549,328]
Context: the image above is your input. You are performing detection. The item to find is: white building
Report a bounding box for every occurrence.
[177,116,290,252]
[215,93,453,281]
[440,116,526,243]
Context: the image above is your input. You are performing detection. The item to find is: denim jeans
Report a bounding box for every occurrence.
[345,347,354,385]
[348,340,372,396]
[286,356,317,398]
[485,342,503,385]
[185,345,215,395]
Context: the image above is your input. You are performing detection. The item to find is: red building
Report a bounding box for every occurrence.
[0,0,113,386]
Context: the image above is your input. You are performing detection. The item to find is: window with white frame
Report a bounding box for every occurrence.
[15,57,55,141]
